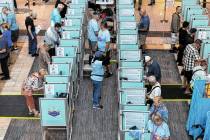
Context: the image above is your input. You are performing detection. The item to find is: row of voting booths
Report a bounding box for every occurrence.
[116,0,151,140]
[39,0,87,139]
[182,0,210,139]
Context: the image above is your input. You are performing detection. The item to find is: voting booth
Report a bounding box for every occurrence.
[116,0,152,139]
[39,1,87,139]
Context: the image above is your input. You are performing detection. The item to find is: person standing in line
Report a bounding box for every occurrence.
[50,3,64,27]
[22,69,48,117]
[2,7,19,51]
[0,30,10,80]
[91,51,105,109]
[138,9,150,53]
[44,23,62,57]
[183,39,202,94]
[177,21,193,66]
[25,11,38,57]
[88,12,99,64]
[170,6,181,53]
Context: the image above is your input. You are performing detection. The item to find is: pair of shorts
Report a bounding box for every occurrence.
[11,29,19,42]
[88,39,97,52]
[183,70,193,84]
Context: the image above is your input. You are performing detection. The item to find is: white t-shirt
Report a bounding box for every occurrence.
[148,82,161,99]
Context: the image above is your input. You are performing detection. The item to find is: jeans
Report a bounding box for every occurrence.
[28,32,37,55]
[92,80,102,106]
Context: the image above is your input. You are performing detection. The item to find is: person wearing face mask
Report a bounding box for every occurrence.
[183,39,202,94]
[25,11,38,57]
[50,3,64,27]
[44,23,62,57]
[147,113,170,140]
[190,59,207,91]
[149,96,168,122]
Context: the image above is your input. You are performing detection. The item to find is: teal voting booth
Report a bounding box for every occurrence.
[119,89,147,105]
[118,44,139,51]
[120,110,149,130]
[118,34,138,45]
[120,130,151,140]
[119,68,144,82]
[48,63,72,76]
[44,83,69,98]
[119,50,142,61]
[40,98,70,140]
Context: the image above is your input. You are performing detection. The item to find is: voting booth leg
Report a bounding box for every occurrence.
[160,0,168,23]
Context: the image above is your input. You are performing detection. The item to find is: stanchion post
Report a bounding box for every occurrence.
[160,0,168,23]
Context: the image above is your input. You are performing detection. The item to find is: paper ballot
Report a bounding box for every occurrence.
[125,112,146,130]
[35,25,42,35]
[56,47,64,57]
[49,64,59,75]
[45,84,55,97]
[198,31,207,40]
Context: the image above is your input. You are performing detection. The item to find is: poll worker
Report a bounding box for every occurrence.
[25,11,38,57]
[21,69,48,117]
[97,21,112,78]
[145,55,161,82]
[91,51,107,109]
[50,3,64,27]
[149,96,168,122]
[146,76,161,106]
[170,6,181,53]
[44,23,61,57]
[2,7,19,51]
[88,12,99,64]
[183,39,201,94]
[147,113,170,140]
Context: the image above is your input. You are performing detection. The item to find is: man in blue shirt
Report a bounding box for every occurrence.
[2,7,19,50]
[50,4,64,27]
[138,9,150,52]
[145,56,161,82]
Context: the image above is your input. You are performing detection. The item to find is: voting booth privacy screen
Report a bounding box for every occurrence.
[40,98,68,127]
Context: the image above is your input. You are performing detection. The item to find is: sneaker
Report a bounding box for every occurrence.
[1,77,10,80]
[93,105,103,109]
[31,54,39,57]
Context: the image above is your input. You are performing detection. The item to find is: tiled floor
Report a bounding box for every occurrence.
[0,118,11,140]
